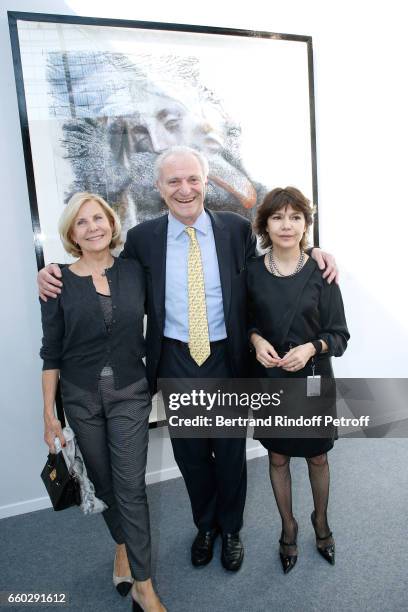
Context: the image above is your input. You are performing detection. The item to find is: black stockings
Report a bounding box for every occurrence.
[268,452,297,544]
[306,453,332,541]
[268,451,332,543]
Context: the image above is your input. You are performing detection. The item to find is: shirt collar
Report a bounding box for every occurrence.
[168,209,209,239]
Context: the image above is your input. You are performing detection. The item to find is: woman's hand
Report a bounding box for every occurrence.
[44,415,66,453]
[279,343,315,372]
[251,333,281,368]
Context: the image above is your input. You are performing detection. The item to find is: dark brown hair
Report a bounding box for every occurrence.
[253,186,314,250]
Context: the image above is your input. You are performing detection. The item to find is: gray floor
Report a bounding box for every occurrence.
[1,439,407,612]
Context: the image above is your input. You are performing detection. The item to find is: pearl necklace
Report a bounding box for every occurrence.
[267,249,305,277]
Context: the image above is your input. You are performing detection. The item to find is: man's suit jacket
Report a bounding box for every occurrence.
[122,209,256,393]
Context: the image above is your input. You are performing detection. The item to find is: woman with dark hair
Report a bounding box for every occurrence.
[248,187,349,574]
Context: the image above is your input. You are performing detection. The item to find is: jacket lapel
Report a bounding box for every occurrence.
[207,209,232,326]
[151,214,168,330]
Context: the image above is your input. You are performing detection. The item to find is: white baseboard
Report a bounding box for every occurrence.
[246,444,267,461]
[145,465,181,485]
[0,445,267,520]
[0,496,52,520]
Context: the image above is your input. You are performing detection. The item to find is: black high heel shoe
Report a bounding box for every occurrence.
[311,510,335,565]
[131,598,143,611]
[113,552,133,597]
[279,521,298,574]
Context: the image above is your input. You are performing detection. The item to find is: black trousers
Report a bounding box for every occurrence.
[158,338,247,534]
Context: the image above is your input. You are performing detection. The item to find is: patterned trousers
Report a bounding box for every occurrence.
[61,370,152,580]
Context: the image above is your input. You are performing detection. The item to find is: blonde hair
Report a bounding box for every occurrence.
[58,192,122,257]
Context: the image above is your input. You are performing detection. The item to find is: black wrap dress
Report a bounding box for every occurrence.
[247,255,350,457]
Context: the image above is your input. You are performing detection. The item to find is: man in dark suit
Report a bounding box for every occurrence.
[122,146,255,571]
[38,145,337,572]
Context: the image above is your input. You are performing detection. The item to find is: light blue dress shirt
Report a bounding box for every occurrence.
[164,210,227,342]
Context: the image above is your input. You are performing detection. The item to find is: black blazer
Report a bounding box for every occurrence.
[122,209,256,393]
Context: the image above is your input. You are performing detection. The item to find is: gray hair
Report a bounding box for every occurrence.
[154,146,209,184]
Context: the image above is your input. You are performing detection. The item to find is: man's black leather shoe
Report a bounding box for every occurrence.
[221,533,244,571]
[191,528,219,567]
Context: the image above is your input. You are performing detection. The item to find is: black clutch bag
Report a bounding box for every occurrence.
[41,451,81,511]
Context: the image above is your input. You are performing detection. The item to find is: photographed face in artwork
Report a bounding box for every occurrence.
[58,53,259,229]
[108,91,224,157]
[266,204,306,250]
[156,152,207,226]
[70,199,113,256]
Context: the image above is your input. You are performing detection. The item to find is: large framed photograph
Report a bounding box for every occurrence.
[9,12,318,269]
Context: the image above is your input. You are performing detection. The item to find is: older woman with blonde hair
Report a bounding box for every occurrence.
[40,192,165,612]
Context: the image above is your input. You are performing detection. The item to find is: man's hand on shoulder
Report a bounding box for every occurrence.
[310,248,339,284]
[38,263,63,301]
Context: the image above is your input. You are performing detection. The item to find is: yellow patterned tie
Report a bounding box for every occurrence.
[185,227,210,366]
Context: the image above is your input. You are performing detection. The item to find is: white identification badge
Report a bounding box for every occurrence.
[307,362,321,397]
[307,375,321,397]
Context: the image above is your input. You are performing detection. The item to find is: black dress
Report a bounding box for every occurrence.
[247,255,349,457]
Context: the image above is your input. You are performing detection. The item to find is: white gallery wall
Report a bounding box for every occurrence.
[0,0,407,518]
